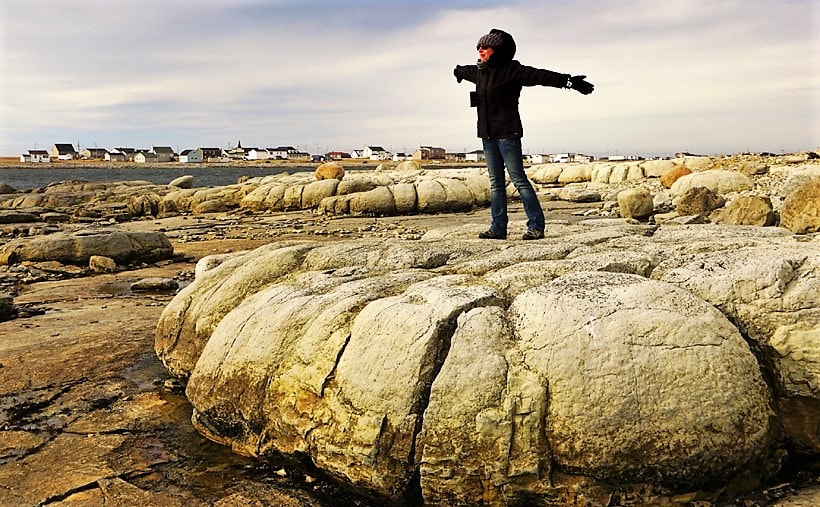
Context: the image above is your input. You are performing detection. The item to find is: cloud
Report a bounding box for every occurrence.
[1,0,817,156]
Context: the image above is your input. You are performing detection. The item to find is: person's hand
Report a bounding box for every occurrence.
[570,75,594,95]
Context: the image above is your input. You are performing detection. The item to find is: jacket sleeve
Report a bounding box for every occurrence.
[515,63,570,88]
[454,64,478,84]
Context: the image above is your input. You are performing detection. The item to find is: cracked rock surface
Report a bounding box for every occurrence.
[156,220,820,504]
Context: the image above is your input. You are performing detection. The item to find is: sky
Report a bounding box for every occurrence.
[1,0,818,158]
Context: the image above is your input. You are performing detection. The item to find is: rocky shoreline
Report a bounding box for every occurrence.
[1,154,819,505]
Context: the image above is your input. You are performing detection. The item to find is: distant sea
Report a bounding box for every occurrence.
[0,165,318,191]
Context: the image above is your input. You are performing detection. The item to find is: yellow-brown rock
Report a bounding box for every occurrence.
[315,162,345,181]
[780,179,820,234]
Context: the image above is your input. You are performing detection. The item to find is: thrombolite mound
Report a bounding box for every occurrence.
[155,220,820,504]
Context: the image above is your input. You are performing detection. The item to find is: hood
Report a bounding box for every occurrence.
[488,28,516,64]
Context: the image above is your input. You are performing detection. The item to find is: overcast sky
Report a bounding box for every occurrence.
[1,0,817,158]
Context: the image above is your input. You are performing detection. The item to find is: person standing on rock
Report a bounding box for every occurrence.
[454,28,594,240]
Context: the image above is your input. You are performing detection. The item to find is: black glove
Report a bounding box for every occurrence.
[569,75,594,95]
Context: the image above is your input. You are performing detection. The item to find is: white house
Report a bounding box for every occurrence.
[268,146,298,159]
[106,149,127,162]
[530,154,549,164]
[465,150,485,162]
[21,150,50,163]
[179,149,202,163]
[550,153,594,163]
[135,152,158,163]
[246,148,270,161]
[50,143,78,160]
[363,146,391,160]
[112,147,137,161]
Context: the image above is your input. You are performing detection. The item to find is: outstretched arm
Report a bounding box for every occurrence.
[517,64,594,94]
[568,75,594,95]
[453,64,478,84]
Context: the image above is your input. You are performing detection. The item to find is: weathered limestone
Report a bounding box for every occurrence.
[780,180,820,234]
[557,164,592,184]
[617,187,654,219]
[0,230,173,266]
[169,175,195,189]
[656,245,820,453]
[712,195,776,226]
[155,219,820,504]
[529,164,563,184]
[670,170,754,195]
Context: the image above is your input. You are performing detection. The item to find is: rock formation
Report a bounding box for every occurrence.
[155,219,820,504]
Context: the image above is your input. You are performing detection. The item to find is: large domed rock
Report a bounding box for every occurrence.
[155,220,817,504]
[670,170,753,195]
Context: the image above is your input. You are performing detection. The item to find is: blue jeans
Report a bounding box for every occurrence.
[482,138,545,233]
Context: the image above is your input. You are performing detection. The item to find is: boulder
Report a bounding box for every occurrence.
[557,164,592,184]
[240,183,288,211]
[659,166,692,188]
[417,179,473,213]
[155,244,316,378]
[315,162,345,181]
[158,244,777,503]
[558,187,601,203]
[657,246,820,453]
[529,164,562,184]
[130,277,179,292]
[317,194,352,215]
[590,164,613,183]
[89,255,117,273]
[0,293,14,321]
[772,166,820,198]
[680,156,713,171]
[642,159,680,178]
[349,186,396,215]
[395,160,422,172]
[0,211,39,224]
[392,183,417,214]
[193,199,230,214]
[676,186,725,217]
[336,178,378,195]
[712,195,776,226]
[169,175,194,189]
[127,193,161,217]
[780,180,820,234]
[0,183,17,194]
[617,187,654,219]
[301,179,339,208]
[0,230,173,266]
[670,170,753,195]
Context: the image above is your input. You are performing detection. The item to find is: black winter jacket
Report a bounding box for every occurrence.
[454,30,569,139]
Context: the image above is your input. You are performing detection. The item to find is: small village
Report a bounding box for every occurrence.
[18,142,640,166]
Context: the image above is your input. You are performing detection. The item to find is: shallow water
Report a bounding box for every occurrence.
[0,165,315,190]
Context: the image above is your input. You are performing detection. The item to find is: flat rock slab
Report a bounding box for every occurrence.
[0,230,173,266]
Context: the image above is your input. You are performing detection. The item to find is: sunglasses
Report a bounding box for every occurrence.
[477,45,492,50]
